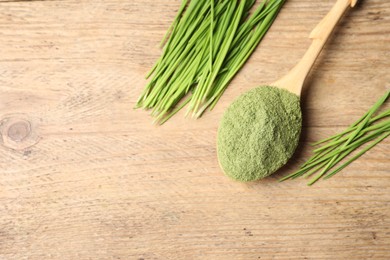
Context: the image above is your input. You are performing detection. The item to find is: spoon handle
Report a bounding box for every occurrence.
[273,0,356,96]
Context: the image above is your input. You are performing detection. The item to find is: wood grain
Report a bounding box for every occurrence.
[0,0,389,259]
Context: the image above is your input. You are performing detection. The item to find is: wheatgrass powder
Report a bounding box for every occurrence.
[217,86,302,181]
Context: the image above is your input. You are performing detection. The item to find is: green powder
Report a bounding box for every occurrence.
[217,86,302,182]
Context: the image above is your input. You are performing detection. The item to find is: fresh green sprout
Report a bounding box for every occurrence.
[136,0,286,124]
[280,90,390,185]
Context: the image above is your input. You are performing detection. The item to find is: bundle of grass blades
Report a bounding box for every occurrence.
[280,90,390,186]
[136,0,285,124]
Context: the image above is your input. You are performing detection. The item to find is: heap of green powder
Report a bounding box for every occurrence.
[217,86,302,182]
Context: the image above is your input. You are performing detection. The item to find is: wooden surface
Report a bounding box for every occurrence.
[0,0,389,259]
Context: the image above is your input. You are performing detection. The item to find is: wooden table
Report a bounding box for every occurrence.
[1,0,389,259]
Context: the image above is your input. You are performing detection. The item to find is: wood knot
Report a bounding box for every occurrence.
[7,120,31,142]
[0,115,40,150]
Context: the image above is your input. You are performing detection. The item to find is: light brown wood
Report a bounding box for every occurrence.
[274,0,354,95]
[0,0,389,259]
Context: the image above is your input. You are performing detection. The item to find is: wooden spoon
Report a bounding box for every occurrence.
[273,0,357,95]
[217,0,357,182]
